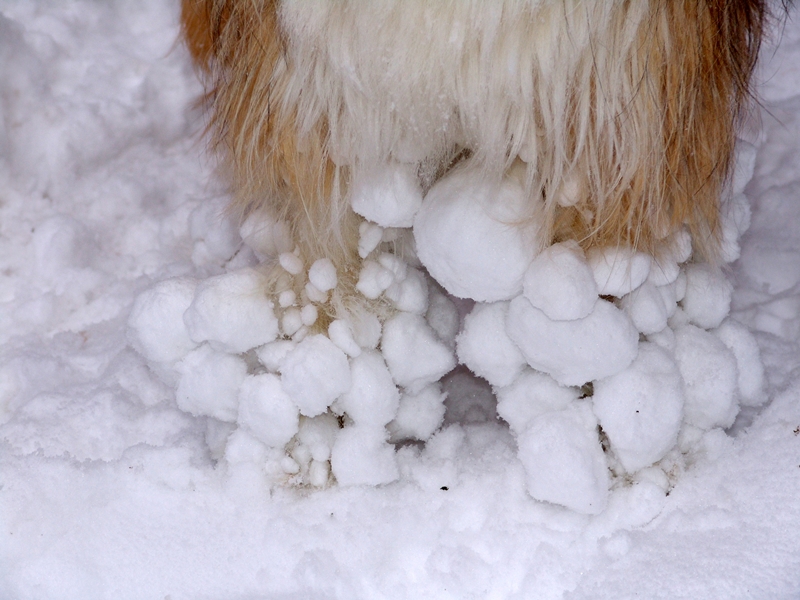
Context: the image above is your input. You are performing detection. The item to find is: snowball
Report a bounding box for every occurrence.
[647,325,676,353]
[587,247,652,297]
[387,383,447,442]
[237,373,300,448]
[517,402,609,514]
[281,335,352,417]
[554,173,582,207]
[358,221,384,258]
[255,339,295,372]
[349,308,383,350]
[307,459,331,488]
[681,263,733,329]
[647,258,681,287]
[593,343,685,473]
[507,297,639,387]
[176,344,247,422]
[239,213,293,258]
[278,290,296,308]
[350,162,423,228]
[279,252,304,276]
[337,351,400,427]
[127,277,198,364]
[649,228,692,288]
[356,260,395,299]
[657,281,680,319]
[294,414,340,464]
[414,168,540,302]
[328,319,362,358]
[456,302,526,387]
[523,241,598,321]
[281,308,303,337]
[381,313,456,393]
[714,319,765,407]
[183,268,279,354]
[304,282,328,303]
[224,428,268,465]
[330,425,399,486]
[308,258,337,292]
[377,252,408,281]
[674,325,739,430]
[670,227,694,265]
[621,281,670,335]
[300,304,318,327]
[385,268,429,314]
[495,369,579,434]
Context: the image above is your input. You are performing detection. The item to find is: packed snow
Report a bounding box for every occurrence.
[2,2,800,598]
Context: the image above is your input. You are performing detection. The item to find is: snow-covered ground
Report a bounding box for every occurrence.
[2,2,800,598]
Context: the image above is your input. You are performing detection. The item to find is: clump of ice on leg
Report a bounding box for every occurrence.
[336,351,399,428]
[587,247,652,297]
[176,344,247,422]
[621,281,672,335]
[593,343,684,473]
[281,334,352,418]
[287,414,341,487]
[308,258,337,293]
[278,251,304,276]
[714,319,765,407]
[456,302,526,387]
[330,353,401,486]
[183,268,279,354]
[523,241,598,320]
[358,222,384,258]
[350,163,423,228]
[127,277,199,366]
[674,325,740,430]
[237,374,299,448]
[495,370,579,434]
[517,402,609,515]
[356,259,395,299]
[328,319,362,357]
[507,297,639,387]
[413,168,540,302]
[385,266,429,314]
[681,264,733,329]
[388,384,447,442]
[381,313,456,393]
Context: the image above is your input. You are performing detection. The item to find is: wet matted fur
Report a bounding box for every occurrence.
[180,0,770,320]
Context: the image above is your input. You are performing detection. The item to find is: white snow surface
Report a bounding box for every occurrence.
[2,2,800,598]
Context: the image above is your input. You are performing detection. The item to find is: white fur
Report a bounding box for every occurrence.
[278,1,655,194]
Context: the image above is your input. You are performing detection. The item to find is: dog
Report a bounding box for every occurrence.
[180,0,768,328]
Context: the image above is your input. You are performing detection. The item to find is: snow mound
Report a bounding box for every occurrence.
[128,141,763,512]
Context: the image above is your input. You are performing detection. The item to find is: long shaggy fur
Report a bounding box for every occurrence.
[181,0,768,315]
